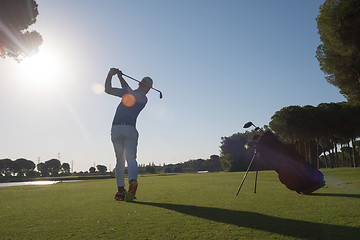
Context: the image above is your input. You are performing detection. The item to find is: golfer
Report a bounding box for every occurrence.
[105,68,152,201]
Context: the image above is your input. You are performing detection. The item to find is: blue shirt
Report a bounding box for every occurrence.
[112,88,148,127]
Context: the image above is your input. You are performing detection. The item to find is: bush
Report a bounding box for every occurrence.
[173,166,183,173]
[145,166,156,174]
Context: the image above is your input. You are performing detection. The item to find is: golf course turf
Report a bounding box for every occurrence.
[0,168,359,239]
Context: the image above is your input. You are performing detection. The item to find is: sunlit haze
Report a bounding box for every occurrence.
[20,46,62,90]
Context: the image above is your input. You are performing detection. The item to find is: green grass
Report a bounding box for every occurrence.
[1,168,359,239]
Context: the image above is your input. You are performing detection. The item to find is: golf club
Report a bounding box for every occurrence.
[122,73,163,99]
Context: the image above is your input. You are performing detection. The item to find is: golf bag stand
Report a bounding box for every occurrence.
[236,149,259,196]
[254,156,259,193]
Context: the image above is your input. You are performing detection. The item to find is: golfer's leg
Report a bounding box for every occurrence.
[125,136,138,183]
[112,139,126,188]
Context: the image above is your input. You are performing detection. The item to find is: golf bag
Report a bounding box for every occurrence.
[256,131,325,194]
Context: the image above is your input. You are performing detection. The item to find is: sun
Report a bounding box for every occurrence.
[20,46,62,90]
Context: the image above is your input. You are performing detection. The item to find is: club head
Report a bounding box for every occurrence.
[159,92,163,99]
[243,122,254,128]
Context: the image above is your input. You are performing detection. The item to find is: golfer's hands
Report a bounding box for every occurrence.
[109,68,119,76]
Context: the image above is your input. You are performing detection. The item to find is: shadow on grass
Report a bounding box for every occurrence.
[133,201,359,240]
[308,193,360,198]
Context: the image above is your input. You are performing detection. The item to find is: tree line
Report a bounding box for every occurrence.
[0,158,110,178]
[269,102,360,168]
[126,155,223,175]
[0,158,70,178]
[219,102,360,172]
[161,155,223,173]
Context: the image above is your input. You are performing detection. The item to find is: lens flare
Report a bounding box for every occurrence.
[92,83,104,94]
[122,94,136,107]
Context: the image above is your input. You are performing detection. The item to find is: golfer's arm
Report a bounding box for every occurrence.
[117,73,132,90]
[105,73,120,96]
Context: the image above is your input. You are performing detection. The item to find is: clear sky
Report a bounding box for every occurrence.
[0,0,346,172]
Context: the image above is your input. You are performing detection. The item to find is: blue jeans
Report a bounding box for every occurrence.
[111,125,139,187]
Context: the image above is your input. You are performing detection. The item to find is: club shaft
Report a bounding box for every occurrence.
[122,73,140,83]
[122,73,162,94]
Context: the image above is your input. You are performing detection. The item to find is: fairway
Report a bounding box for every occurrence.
[1,168,359,240]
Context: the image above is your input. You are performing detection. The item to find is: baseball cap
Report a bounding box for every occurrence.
[140,77,153,88]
